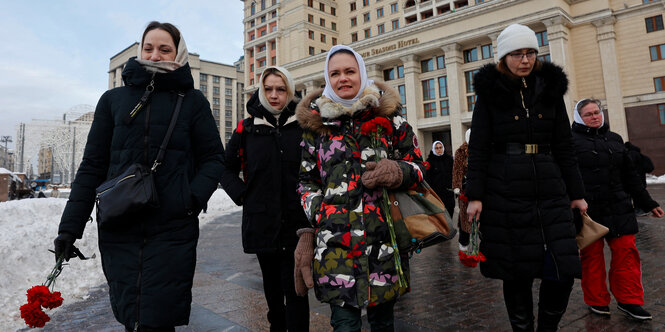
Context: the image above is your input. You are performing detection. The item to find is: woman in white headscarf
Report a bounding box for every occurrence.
[425,140,455,216]
[221,66,311,331]
[571,98,663,320]
[295,45,425,331]
[55,21,225,331]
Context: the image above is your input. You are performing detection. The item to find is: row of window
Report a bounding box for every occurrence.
[248,10,277,28]
[351,0,394,11]
[200,74,233,85]
[306,0,337,16]
[307,14,337,31]
[350,4,399,25]
[201,86,234,96]
[308,30,337,45]
[211,109,234,118]
[211,98,234,107]
[249,0,277,15]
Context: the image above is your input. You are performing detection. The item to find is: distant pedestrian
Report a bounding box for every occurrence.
[54,21,225,331]
[452,129,471,251]
[221,66,310,331]
[571,98,664,321]
[465,24,587,331]
[426,140,455,215]
[50,186,60,198]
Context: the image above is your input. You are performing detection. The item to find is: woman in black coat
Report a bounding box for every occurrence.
[465,24,587,332]
[571,98,664,320]
[54,22,225,331]
[221,66,310,331]
[426,140,455,215]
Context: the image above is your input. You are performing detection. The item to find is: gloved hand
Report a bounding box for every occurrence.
[294,228,315,296]
[53,232,76,262]
[361,159,403,189]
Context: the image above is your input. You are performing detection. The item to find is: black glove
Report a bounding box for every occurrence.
[54,232,76,262]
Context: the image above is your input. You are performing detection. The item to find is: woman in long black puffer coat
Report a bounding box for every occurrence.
[426,140,455,215]
[571,98,664,320]
[54,22,225,331]
[221,66,311,331]
[465,24,587,332]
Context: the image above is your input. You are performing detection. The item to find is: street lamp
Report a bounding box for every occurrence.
[1,135,12,169]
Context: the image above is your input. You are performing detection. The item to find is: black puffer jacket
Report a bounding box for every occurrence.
[221,90,309,253]
[425,151,455,214]
[571,122,659,237]
[58,57,225,329]
[465,62,585,281]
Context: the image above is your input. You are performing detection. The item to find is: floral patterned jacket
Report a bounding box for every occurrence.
[296,81,425,308]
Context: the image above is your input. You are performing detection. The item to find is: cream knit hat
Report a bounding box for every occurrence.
[496,24,539,60]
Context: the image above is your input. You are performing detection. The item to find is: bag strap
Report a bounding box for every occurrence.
[151,92,185,172]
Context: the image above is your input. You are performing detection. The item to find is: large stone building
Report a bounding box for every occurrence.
[242,0,665,174]
[109,43,245,143]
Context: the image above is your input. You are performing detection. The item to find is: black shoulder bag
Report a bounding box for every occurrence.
[95,92,185,229]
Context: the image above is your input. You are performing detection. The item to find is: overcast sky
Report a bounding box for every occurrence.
[0,1,244,149]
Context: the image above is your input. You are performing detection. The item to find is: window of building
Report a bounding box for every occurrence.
[464,48,478,63]
[377,7,384,18]
[249,49,254,58]
[272,10,277,18]
[655,76,665,91]
[320,18,325,27]
[226,110,232,117]
[352,32,358,42]
[250,64,254,72]
[659,104,665,125]
[363,0,370,6]
[308,30,314,39]
[397,65,404,78]
[465,69,479,93]
[213,86,220,95]
[225,88,232,96]
[351,17,357,26]
[261,0,265,10]
[440,100,449,116]
[422,79,436,100]
[258,44,266,52]
[378,24,385,34]
[321,49,326,53]
[350,2,356,11]
[331,22,337,31]
[225,77,233,85]
[307,0,313,7]
[405,15,417,24]
[226,99,233,107]
[398,85,407,117]
[258,59,266,67]
[226,121,233,128]
[363,12,370,22]
[250,78,255,85]
[384,68,395,81]
[213,97,220,105]
[213,109,220,117]
[644,0,657,3]
[321,34,326,42]
[424,102,437,118]
[536,31,549,46]
[261,16,266,23]
[251,2,255,15]
[391,2,398,13]
[250,20,255,27]
[200,84,207,93]
[421,58,435,72]
[537,54,551,62]
[646,15,664,33]
[481,44,493,59]
[650,44,665,61]
[331,7,336,16]
[271,41,276,50]
[475,0,485,3]
[271,56,276,65]
[200,73,208,81]
[438,76,448,98]
[364,28,371,38]
[467,95,477,112]
[437,55,445,69]
[320,3,325,11]
[308,14,313,23]
[309,47,315,55]
[213,75,220,83]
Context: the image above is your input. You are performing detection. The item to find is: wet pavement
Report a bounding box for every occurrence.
[30,183,665,331]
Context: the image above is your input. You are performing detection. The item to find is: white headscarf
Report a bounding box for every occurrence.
[465,129,471,144]
[136,26,189,73]
[322,45,374,108]
[258,66,295,115]
[573,99,605,127]
[432,141,444,156]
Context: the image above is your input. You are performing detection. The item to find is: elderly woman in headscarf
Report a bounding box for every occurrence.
[221,66,311,331]
[425,140,455,217]
[571,98,664,320]
[294,44,425,331]
[54,21,225,331]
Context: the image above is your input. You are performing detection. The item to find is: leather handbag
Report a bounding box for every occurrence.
[389,180,457,253]
[95,93,184,229]
[576,212,609,250]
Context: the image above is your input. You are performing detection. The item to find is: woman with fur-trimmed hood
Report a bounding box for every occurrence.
[293,45,425,331]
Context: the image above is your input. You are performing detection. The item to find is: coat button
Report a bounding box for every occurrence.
[538,114,543,118]
[514,115,519,120]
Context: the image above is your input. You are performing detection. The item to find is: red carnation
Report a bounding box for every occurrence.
[26,285,51,306]
[43,291,64,310]
[20,302,50,328]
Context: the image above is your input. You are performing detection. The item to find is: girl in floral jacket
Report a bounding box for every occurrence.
[295,45,425,331]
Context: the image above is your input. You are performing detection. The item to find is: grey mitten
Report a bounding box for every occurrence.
[294,228,315,296]
[361,159,403,189]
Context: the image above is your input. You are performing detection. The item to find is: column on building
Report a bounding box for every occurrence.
[399,54,425,148]
[593,17,628,140]
[303,80,320,98]
[114,67,123,88]
[442,43,465,151]
[543,16,577,116]
[366,63,382,82]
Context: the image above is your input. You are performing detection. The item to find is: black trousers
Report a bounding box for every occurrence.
[502,278,574,332]
[330,299,396,332]
[256,250,310,332]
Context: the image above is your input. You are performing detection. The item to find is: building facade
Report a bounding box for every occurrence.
[108,43,245,143]
[242,0,665,174]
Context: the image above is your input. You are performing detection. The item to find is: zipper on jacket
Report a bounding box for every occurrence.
[133,237,147,332]
[144,105,151,166]
[520,78,530,119]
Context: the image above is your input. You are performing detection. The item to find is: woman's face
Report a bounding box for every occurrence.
[141,28,176,62]
[327,52,361,100]
[434,143,444,155]
[263,73,288,110]
[580,102,603,128]
[505,48,537,77]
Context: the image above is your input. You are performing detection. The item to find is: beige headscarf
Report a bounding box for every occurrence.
[258,66,296,115]
[135,28,189,73]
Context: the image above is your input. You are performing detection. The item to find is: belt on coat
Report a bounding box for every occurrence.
[495,143,551,155]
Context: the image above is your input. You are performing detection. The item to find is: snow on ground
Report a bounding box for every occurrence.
[0,189,240,331]
[647,173,665,184]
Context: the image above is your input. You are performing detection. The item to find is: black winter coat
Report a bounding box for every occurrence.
[425,151,455,214]
[466,62,585,281]
[571,123,659,237]
[221,91,309,253]
[58,57,225,329]
[625,141,654,187]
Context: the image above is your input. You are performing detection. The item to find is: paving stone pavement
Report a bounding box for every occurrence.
[26,184,665,331]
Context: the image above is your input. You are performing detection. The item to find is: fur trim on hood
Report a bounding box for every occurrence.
[296,81,402,135]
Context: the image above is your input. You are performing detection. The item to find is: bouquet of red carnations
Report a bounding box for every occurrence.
[19,256,66,328]
[458,216,486,268]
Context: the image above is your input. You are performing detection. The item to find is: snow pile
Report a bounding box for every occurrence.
[647,173,665,184]
[0,189,240,331]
